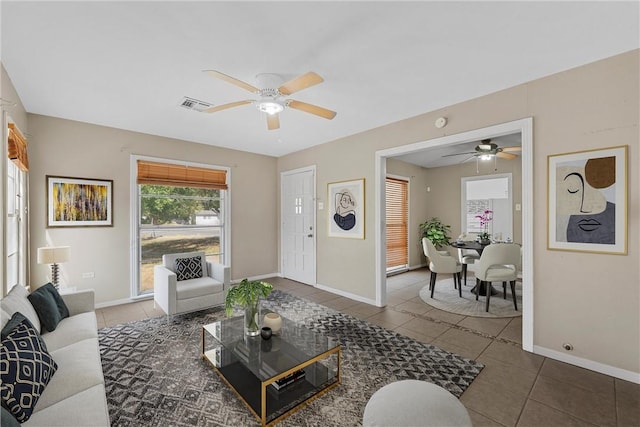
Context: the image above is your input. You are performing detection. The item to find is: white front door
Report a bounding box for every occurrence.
[281,167,316,285]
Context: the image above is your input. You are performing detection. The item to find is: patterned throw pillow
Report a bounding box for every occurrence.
[174,256,204,281]
[0,317,58,423]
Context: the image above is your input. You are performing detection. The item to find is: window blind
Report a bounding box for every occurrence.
[386,177,408,268]
[8,123,28,172]
[137,160,227,190]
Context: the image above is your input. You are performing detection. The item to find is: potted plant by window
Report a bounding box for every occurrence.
[419,217,452,249]
[475,210,493,244]
[225,278,273,336]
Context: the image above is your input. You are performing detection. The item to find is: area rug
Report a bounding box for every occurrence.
[98,290,483,426]
[419,278,522,318]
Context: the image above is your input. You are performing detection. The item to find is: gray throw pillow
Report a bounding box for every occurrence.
[27,283,70,332]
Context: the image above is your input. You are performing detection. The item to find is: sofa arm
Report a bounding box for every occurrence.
[207,262,230,290]
[60,289,95,316]
[154,265,177,314]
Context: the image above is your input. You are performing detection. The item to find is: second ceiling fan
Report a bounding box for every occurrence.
[444,139,522,162]
[203,70,336,130]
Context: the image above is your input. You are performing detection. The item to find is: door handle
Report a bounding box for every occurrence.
[307,234,313,238]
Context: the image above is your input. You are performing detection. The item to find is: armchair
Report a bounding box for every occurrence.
[153,251,230,315]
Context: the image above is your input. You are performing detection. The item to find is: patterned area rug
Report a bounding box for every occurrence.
[98,290,483,426]
[419,279,522,318]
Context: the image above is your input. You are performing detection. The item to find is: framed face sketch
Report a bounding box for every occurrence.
[327,179,365,239]
[548,145,627,254]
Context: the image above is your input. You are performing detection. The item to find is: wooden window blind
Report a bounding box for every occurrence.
[386,177,408,269]
[137,160,227,190]
[8,123,29,172]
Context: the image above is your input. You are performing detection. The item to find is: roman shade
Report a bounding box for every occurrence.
[7,123,28,172]
[137,160,227,190]
[386,177,408,268]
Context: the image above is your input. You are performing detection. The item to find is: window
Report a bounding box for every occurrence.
[386,176,409,273]
[132,158,229,296]
[461,174,512,241]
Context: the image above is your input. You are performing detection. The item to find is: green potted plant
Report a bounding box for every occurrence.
[225,278,273,336]
[419,217,452,249]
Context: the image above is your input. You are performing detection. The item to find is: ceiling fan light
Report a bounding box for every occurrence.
[257,101,284,115]
[479,154,493,161]
[478,144,492,150]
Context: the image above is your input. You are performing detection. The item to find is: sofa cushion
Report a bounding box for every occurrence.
[28,283,70,333]
[0,285,41,333]
[41,312,98,353]
[0,316,57,423]
[175,256,204,281]
[22,384,110,427]
[1,407,20,427]
[33,338,104,411]
[176,277,224,300]
[163,251,207,276]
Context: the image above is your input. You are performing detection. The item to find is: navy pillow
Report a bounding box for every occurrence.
[0,316,58,423]
[27,283,70,332]
[174,256,203,281]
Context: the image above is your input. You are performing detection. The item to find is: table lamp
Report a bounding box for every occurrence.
[37,246,70,288]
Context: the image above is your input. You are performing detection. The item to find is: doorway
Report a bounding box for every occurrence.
[375,118,534,352]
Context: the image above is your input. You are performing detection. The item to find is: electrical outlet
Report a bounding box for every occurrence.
[81,272,95,279]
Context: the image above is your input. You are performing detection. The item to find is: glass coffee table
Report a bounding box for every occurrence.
[201,314,341,426]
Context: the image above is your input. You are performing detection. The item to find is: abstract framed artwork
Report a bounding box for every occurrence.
[327,178,365,239]
[46,175,113,227]
[548,145,627,254]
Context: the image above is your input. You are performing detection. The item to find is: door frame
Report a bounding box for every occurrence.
[375,118,534,352]
[280,165,317,285]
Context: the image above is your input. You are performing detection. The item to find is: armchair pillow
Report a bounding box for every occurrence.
[0,316,58,423]
[27,283,70,332]
[174,256,204,281]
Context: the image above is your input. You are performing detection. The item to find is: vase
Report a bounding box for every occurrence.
[244,301,261,336]
[263,312,282,334]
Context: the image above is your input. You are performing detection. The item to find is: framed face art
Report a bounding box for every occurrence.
[47,175,113,227]
[327,178,365,239]
[547,145,627,254]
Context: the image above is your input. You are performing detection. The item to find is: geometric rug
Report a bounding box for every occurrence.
[419,278,522,318]
[98,290,483,426]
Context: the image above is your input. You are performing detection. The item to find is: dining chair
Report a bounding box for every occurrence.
[422,238,463,298]
[474,243,520,312]
[456,232,480,286]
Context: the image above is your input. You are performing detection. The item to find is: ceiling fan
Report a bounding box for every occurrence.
[443,139,522,162]
[202,70,336,130]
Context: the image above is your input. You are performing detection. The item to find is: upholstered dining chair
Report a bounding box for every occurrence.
[457,232,480,286]
[474,243,520,312]
[422,238,463,298]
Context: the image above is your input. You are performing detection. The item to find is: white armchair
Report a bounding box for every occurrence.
[153,251,230,315]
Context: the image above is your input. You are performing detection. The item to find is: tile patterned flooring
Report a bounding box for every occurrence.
[96,270,639,427]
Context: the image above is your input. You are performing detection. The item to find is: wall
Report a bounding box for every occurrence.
[278,50,639,377]
[27,114,279,304]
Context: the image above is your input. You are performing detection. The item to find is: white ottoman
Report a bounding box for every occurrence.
[363,380,472,427]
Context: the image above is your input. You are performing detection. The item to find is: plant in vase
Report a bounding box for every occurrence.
[225,278,273,336]
[419,217,452,249]
[475,209,493,243]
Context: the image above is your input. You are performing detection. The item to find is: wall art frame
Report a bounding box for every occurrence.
[47,175,113,227]
[547,145,627,254]
[327,178,365,239]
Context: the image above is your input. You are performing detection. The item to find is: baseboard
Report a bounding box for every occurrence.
[315,282,377,306]
[409,263,427,270]
[96,297,143,309]
[533,345,640,384]
[231,273,280,284]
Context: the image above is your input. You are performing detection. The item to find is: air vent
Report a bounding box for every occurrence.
[178,97,212,112]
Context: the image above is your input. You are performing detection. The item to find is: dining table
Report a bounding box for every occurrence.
[450,240,498,296]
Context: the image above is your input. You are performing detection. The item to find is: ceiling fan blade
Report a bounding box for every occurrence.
[287,100,336,120]
[442,151,476,158]
[266,113,280,130]
[501,146,522,152]
[204,70,259,93]
[202,100,253,113]
[497,152,517,160]
[278,72,324,95]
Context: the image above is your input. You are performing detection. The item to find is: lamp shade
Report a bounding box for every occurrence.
[37,246,70,264]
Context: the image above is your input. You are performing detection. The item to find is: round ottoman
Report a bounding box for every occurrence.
[363,380,472,427]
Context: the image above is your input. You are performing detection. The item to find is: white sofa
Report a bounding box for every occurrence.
[154,251,230,315]
[1,285,110,426]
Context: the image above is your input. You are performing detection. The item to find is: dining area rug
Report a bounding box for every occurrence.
[419,278,522,318]
[98,290,483,426]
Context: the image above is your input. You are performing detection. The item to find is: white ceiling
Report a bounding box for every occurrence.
[1,1,638,158]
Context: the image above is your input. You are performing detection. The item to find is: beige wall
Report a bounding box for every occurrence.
[27,114,279,304]
[278,50,639,375]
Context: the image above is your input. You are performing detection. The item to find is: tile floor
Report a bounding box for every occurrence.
[96,270,639,427]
